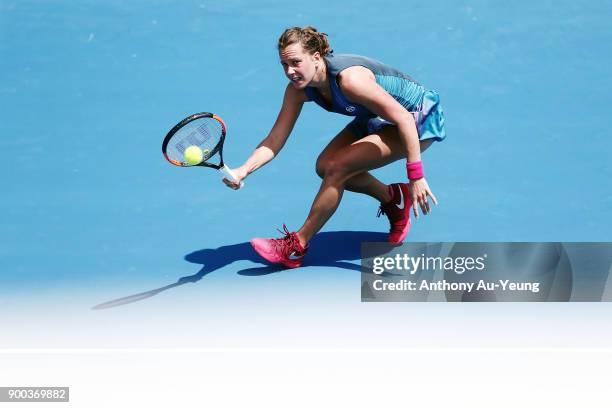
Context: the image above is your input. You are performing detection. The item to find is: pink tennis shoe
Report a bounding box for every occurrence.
[378,183,411,244]
[251,184,409,265]
[250,224,309,268]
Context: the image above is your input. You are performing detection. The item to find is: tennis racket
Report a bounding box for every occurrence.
[162,112,243,187]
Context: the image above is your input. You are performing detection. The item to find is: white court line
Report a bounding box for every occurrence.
[1,347,612,354]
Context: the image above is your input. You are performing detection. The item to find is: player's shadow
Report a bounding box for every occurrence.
[189,230,388,277]
[92,231,388,310]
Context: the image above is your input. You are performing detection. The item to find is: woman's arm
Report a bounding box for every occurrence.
[338,66,421,162]
[224,83,307,188]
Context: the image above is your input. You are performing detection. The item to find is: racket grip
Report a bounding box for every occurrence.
[219,164,244,188]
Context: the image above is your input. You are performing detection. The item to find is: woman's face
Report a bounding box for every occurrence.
[279,43,321,89]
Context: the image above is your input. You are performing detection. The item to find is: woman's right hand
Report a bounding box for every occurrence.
[222,165,248,190]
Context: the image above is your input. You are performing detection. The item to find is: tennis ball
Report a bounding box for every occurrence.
[184,145,203,165]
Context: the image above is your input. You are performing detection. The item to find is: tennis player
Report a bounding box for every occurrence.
[224,26,446,268]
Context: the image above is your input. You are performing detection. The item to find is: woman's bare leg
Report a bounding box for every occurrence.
[299,126,432,245]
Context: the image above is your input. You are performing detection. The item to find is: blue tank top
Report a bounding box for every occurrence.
[304,53,427,118]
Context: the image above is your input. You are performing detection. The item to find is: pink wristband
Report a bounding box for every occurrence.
[406,161,425,180]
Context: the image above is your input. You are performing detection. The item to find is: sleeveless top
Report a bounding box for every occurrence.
[303,53,427,118]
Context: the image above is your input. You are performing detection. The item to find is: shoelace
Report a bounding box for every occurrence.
[377,204,405,232]
[273,224,303,256]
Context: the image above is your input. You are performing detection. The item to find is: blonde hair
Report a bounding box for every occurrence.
[277,26,332,56]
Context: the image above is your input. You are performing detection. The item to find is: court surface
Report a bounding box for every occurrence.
[1,1,611,405]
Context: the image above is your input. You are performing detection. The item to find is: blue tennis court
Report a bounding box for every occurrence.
[1,1,611,404]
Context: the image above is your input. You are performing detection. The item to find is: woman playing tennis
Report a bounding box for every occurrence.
[224,26,446,268]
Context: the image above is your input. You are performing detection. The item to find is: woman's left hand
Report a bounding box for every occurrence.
[409,178,438,219]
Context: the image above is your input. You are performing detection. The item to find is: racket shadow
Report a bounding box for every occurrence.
[91,231,387,310]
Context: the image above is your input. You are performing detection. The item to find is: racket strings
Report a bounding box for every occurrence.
[167,117,224,164]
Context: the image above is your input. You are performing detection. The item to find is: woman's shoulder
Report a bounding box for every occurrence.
[325,54,378,85]
[326,53,378,62]
[326,53,377,72]
[326,53,399,78]
[336,66,375,87]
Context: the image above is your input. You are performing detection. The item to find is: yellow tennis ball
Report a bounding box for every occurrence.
[184,145,203,165]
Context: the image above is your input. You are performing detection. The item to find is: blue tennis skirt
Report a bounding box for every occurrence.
[345,90,446,142]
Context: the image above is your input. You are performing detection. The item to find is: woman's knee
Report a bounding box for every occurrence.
[322,158,353,183]
[315,155,330,179]
[315,129,357,179]
[316,158,357,184]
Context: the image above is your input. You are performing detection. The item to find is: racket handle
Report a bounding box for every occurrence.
[219,164,244,188]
